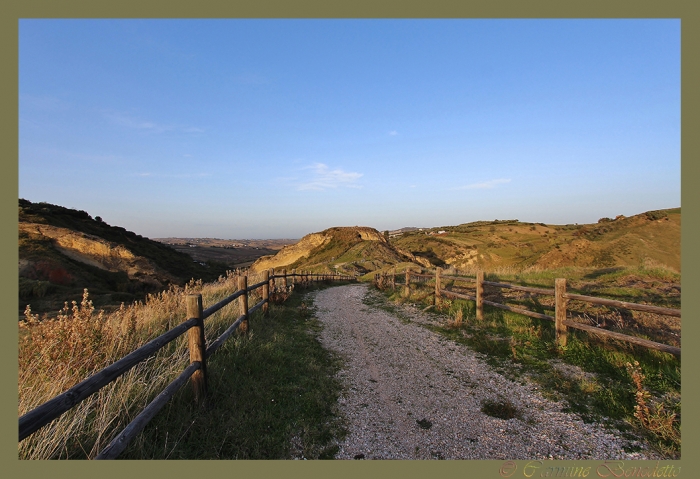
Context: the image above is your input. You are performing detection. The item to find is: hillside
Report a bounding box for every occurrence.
[250,226,415,275]
[390,208,680,273]
[19,199,230,314]
[20,202,679,313]
[250,208,679,279]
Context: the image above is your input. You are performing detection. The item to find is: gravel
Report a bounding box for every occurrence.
[309,283,655,460]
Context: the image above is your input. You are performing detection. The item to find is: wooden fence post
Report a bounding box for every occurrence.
[186,294,207,403]
[435,267,442,304]
[283,269,288,291]
[262,270,270,314]
[555,278,568,347]
[291,269,296,288]
[391,269,396,289]
[476,271,484,320]
[238,275,249,334]
[404,270,410,297]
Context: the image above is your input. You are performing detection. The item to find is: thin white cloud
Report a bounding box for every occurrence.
[103,110,204,134]
[47,148,127,165]
[20,94,71,111]
[454,178,512,190]
[131,172,211,179]
[103,111,173,132]
[389,130,399,136]
[273,176,299,183]
[297,163,363,191]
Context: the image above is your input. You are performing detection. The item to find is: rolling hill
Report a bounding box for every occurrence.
[251,208,680,277]
[20,199,680,314]
[19,199,230,314]
[391,208,680,273]
[250,226,417,276]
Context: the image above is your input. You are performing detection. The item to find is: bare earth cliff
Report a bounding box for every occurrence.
[250,226,410,274]
[19,222,177,288]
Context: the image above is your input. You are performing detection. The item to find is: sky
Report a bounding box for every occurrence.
[19,19,680,239]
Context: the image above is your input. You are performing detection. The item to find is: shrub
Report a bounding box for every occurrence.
[625,361,680,453]
[645,211,668,221]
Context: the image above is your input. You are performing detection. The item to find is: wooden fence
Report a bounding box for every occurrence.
[376,268,680,358]
[18,269,354,459]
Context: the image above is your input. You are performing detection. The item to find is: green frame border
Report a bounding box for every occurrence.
[3,2,696,478]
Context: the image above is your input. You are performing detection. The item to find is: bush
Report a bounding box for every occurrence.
[19,277,55,299]
[645,211,668,221]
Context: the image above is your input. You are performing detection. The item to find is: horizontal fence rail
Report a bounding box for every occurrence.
[377,267,680,358]
[19,269,354,458]
[18,317,199,442]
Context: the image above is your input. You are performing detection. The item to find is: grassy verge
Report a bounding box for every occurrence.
[121,283,348,459]
[375,281,681,459]
[19,275,348,459]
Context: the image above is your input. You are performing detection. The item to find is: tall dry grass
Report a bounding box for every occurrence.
[18,270,266,459]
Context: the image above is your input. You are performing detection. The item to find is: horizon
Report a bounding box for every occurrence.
[19,197,680,242]
[19,19,680,239]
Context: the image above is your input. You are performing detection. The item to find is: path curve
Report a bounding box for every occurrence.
[310,283,653,460]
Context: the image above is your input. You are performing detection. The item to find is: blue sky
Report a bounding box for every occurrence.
[19,19,680,239]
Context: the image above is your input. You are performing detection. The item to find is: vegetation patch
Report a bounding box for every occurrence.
[481,398,521,420]
[416,418,433,429]
[122,284,348,459]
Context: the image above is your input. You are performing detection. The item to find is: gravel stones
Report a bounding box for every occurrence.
[310,284,654,460]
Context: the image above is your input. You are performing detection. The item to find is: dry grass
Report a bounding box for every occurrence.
[625,361,680,454]
[18,270,266,459]
[447,308,463,328]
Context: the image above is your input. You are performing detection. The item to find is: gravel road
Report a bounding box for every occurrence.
[310,283,654,460]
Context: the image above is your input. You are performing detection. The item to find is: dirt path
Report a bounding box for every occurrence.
[310,283,654,460]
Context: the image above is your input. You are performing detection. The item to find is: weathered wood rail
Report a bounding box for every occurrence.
[376,268,680,357]
[18,269,354,459]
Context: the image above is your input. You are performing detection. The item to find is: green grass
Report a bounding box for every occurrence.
[379,282,681,458]
[116,283,348,459]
